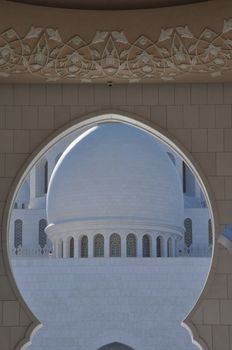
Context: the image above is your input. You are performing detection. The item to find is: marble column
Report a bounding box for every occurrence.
[63,239,67,258]
[152,235,157,257]
[121,235,127,257]
[89,235,93,257]
[74,236,79,258]
[105,235,109,257]
[163,237,168,257]
[137,235,143,257]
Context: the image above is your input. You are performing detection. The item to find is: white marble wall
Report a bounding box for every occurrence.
[12,257,210,350]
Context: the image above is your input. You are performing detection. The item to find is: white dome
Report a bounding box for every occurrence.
[46,124,184,236]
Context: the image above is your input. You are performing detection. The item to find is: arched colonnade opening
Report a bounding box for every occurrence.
[54,233,175,258]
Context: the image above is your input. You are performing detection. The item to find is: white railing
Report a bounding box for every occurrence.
[177,246,212,257]
[10,247,212,258]
[10,246,52,257]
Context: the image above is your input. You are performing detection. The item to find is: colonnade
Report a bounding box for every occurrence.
[52,232,177,258]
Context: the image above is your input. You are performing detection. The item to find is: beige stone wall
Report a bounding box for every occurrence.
[0,83,232,349]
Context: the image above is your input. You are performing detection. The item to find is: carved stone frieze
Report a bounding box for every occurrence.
[1,19,232,82]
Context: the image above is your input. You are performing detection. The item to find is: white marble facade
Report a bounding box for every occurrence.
[13,257,210,350]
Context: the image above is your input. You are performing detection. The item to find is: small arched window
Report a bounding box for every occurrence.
[184,218,192,251]
[44,161,48,194]
[127,234,136,257]
[81,236,88,258]
[70,237,74,258]
[14,219,23,250]
[208,219,213,246]
[143,235,151,257]
[94,234,104,257]
[156,236,162,257]
[167,238,173,257]
[110,233,121,257]
[39,219,47,249]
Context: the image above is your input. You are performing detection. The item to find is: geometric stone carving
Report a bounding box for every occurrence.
[1,20,232,82]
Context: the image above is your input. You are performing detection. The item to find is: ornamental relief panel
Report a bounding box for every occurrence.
[1,19,232,82]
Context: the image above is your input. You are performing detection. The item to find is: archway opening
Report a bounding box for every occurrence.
[7,114,214,350]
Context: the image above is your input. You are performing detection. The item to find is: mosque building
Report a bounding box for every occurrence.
[1,1,232,348]
[9,122,211,350]
[10,123,211,259]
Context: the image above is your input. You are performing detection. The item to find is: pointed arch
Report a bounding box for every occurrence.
[5,112,216,350]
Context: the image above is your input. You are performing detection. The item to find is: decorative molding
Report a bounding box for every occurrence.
[1,20,232,82]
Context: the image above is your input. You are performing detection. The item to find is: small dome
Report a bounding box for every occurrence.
[46,124,184,235]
